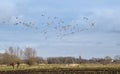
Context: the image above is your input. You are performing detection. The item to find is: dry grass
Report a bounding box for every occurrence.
[0,64,120,71]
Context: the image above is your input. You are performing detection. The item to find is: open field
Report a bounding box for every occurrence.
[0,64,120,74]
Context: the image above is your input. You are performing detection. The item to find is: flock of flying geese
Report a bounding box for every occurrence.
[0,14,96,39]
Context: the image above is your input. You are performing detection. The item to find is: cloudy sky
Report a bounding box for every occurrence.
[0,0,120,59]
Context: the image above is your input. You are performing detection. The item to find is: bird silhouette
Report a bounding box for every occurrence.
[91,22,95,27]
[41,14,45,17]
[83,17,88,20]
[0,15,96,39]
[16,17,18,19]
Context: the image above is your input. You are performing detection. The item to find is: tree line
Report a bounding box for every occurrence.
[0,47,120,68]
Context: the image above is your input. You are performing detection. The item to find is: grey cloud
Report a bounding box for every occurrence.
[108,30,120,34]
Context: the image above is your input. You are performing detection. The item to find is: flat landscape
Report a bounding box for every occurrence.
[0,64,120,74]
[0,0,120,74]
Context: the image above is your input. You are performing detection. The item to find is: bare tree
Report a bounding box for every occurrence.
[114,55,120,63]
[103,56,112,64]
[24,47,37,65]
[5,46,22,69]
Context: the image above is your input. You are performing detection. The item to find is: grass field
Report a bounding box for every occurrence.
[0,64,120,74]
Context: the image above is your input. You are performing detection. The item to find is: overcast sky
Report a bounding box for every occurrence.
[0,0,120,59]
